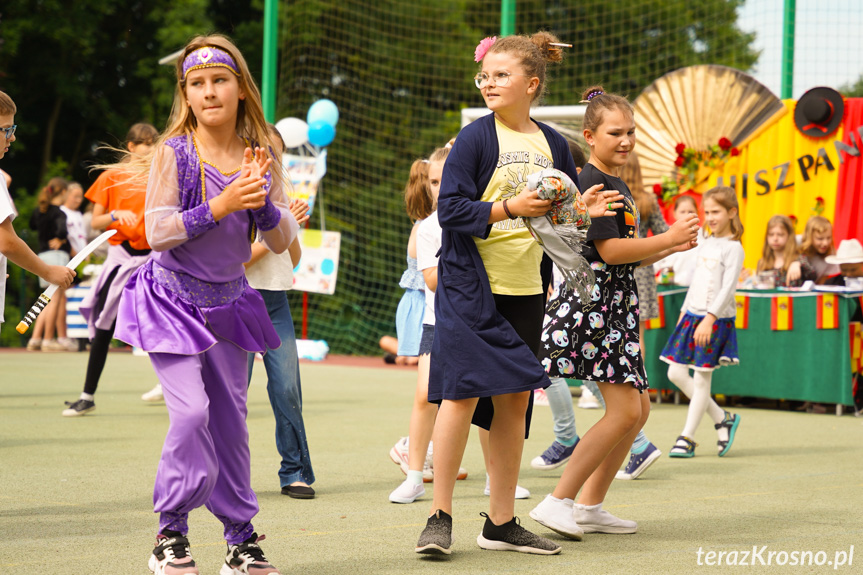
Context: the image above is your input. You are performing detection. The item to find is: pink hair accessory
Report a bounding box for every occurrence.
[474,36,497,62]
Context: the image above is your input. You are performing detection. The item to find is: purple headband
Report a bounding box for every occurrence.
[182,46,241,79]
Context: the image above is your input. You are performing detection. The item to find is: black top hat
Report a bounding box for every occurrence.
[794,87,844,138]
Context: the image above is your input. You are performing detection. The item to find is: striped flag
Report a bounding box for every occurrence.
[734,294,749,329]
[645,295,665,329]
[816,294,839,329]
[771,296,794,331]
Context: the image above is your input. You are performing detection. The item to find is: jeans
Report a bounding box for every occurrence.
[247,289,315,487]
[546,377,577,444]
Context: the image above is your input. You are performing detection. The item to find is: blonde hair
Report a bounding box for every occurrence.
[799,216,835,257]
[38,177,68,213]
[428,146,450,165]
[674,194,698,212]
[702,186,743,241]
[757,215,797,273]
[484,31,564,103]
[0,91,16,116]
[619,150,655,218]
[404,159,432,221]
[581,85,633,133]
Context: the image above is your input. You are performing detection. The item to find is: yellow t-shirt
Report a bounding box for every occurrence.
[474,119,552,295]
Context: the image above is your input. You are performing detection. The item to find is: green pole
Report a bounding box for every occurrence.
[262,0,278,122]
[780,0,796,99]
[501,0,515,36]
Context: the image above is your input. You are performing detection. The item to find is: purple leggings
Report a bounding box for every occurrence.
[149,340,258,544]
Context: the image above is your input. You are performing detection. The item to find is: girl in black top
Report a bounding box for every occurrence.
[529,86,698,539]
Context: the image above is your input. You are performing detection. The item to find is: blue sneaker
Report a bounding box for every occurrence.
[530,439,577,470]
[615,442,662,480]
[716,412,741,457]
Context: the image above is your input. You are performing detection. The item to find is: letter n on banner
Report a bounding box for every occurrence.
[816,294,839,329]
[645,295,665,329]
[735,294,749,329]
[771,296,793,331]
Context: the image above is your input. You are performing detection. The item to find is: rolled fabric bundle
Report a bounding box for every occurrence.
[524,168,595,302]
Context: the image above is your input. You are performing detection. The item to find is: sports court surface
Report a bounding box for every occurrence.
[1,351,860,573]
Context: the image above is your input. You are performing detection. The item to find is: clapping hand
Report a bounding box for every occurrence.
[581,184,624,218]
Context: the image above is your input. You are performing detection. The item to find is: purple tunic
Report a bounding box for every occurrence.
[115,137,288,355]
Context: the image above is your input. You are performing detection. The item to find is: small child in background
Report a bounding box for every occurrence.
[28,177,72,351]
[799,216,840,284]
[61,181,87,256]
[662,186,744,458]
[757,215,815,287]
[655,195,701,286]
[388,159,433,366]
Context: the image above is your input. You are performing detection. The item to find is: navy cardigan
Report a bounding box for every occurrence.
[429,112,581,402]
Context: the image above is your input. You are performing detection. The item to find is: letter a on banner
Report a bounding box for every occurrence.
[771,296,793,331]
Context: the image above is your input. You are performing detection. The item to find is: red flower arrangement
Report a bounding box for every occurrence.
[654,137,740,203]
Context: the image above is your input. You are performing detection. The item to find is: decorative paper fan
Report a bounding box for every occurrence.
[634,65,787,189]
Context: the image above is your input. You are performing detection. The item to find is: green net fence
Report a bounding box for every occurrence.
[277,0,763,355]
[272,0,863,357]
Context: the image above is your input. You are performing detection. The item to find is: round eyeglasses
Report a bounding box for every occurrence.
[474,71,527,89]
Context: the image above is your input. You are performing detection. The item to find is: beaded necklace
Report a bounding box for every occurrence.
[192,134,257,242]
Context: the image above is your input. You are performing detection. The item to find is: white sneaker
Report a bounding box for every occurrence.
[389,479,425,504]
[578,386,601,409]
[573,502,637,534]
[483,474,530,499]
[528,494,584,540]
[58,337,78,352]
[389,437,433,482]
[389,437,465,482]
[142,384,164,402]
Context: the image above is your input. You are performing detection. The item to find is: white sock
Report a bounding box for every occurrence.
[407,470,423,485]
[80,392,94,402]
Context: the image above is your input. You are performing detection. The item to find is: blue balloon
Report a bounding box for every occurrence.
[308,120,336,147]
[307,99,339,128]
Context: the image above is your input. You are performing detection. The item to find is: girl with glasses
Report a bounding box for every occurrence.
[415,32,621,557]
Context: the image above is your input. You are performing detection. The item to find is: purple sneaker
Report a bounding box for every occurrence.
[530,439,577,470]
[615,442,662,480]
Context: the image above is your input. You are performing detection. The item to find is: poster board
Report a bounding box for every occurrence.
[292,229,340,295]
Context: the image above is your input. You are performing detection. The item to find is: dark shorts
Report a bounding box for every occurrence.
[419,324,435,356]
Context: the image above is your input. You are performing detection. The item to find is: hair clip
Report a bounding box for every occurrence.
[586,90,604,102]
[474,36,497,62]
[549,42,572,48]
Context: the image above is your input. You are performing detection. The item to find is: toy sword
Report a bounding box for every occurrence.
[16,229,117,334]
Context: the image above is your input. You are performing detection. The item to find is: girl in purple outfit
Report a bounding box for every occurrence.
[115,35,297,575]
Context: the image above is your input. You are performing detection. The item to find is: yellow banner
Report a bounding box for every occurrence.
[708,100,843,270]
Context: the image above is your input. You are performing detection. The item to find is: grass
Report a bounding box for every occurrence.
[1,350,861,573]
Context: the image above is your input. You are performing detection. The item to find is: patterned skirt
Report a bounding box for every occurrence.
[660,312,739,372]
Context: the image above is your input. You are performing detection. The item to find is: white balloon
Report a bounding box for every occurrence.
[275,117,309,148]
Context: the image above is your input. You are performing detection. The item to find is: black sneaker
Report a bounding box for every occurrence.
[222,532,280,574]
[476,512,561,555]
[415,510,453,555]
[62,399,95,417]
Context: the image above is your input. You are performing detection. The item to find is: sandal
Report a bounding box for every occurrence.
[715,412,741,457]
[669,435,697,458]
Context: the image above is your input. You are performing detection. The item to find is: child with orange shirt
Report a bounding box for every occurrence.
[62,123,158,417]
